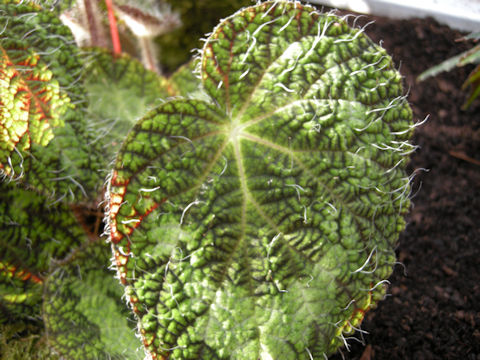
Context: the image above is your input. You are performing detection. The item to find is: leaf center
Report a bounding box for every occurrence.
[227,117,246,143]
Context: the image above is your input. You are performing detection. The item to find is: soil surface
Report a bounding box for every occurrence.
[327,12,480,360]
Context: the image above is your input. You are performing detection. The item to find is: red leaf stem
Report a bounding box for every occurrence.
[105,0,122,55]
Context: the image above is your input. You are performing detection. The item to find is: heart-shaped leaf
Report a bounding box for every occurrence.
[108,2,413,358]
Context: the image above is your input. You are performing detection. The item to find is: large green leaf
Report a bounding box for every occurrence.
[0,0,102,200]
[108,2,413,359]
[43,241,143,360]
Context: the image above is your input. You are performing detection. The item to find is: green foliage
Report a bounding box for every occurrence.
[0,322,59,360]
[168,59,204,99]
[418,32,480,109]
[83,48,173,158]
[0,0,168,357]
[0,0,102,199]
[0,0,415,359]
[43,242,143,360]
[0,181,84,320]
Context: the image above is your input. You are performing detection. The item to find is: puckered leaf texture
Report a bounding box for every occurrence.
[108,1,414,359]
[0,47,69,170]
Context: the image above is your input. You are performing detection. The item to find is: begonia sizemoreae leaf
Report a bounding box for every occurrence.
[0,0,102,200]
[108,1,414,359]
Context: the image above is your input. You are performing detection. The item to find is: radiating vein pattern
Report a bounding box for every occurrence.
[109,2,414,359]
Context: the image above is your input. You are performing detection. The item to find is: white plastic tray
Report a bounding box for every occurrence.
[307,0,480,32]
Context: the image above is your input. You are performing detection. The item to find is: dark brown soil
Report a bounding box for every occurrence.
[329,13,480,360]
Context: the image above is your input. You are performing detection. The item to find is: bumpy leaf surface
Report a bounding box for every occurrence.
[0,47,69,174]
[109,2,413,359]
[0,1,102,200]
[0,172,137,360]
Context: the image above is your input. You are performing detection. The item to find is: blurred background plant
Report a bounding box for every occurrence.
[58,0,253,73]
[0,1,257,358]
[154,0,252,71]
[0,1,207,358]
[418,31,480,110]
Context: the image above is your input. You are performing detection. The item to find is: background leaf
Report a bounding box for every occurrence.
[0,0,103,200]
[0,46,70,174]
[168,59,208,100]
[83,48,173,160]
[416,51,467,82]
[0,181,87,321]
[109,2,414,359]
[0,261,43,323]
[0,322,59,360]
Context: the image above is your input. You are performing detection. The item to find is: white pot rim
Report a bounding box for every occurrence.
[307,0,480,32]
